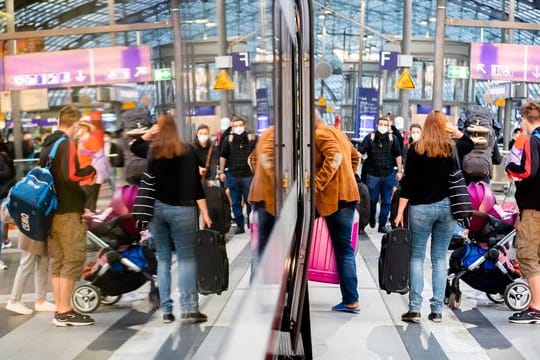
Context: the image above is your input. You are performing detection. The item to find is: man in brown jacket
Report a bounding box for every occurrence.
[314,110,361,313]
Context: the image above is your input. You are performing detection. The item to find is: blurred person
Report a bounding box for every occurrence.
[395,111,457,324]
[508,127,523,151]
[314,110,361,313]
[219,116,257,234]
[131,113,212,324]
[3,202,56,315]
[40,105,96,326]
[358,116,403,233]
[505,100,540,324]
[402,123,422,167]
[77,119,103,211]
[248,125,275,262]
[0,146,15,251]
[386,113,404,152]
[193,124,220,185]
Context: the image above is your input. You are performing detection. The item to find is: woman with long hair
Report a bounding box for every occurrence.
[139,113,212,324]
[395,111,456,324]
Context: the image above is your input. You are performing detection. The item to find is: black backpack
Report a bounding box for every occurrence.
[461,105,496,178]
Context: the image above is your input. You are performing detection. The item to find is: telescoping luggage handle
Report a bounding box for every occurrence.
[45,136,67,169]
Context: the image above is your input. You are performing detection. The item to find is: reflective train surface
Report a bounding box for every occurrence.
[2,1,540,359]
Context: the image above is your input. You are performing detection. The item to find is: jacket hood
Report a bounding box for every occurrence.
[43,130,68,147]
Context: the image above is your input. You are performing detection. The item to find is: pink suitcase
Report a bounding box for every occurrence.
[307,210,359,284]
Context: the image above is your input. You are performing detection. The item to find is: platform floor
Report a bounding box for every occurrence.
[1,194,539,359]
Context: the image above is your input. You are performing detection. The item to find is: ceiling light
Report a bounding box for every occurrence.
[420,20,428,26]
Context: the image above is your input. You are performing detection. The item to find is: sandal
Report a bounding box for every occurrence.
[331,302,361,314]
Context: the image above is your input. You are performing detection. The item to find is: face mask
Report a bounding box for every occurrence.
[411,133,421,142]
[377,126,388,134]
[198,134,209,143]
[233,127,245,135]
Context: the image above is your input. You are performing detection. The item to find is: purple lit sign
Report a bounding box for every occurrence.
[470,43,540,83]
[3,46,152,90]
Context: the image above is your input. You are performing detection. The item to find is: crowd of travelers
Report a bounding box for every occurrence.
[0,98,539,330]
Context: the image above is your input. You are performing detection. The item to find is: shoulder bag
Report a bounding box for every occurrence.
[448,145,472,227]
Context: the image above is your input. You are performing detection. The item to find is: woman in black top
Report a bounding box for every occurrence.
[193,124,220,185]
[395,111,457,324]
[135,113,211,325]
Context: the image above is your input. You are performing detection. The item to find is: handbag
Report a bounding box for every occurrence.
[132,172,156,230]
[448,146,472,227]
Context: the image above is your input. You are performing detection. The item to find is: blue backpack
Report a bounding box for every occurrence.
[7,136,66,241]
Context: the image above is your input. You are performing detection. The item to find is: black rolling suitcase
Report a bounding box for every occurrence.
[195,229,229,295]
[204,185,231,234]
[378,228,411,294]
[355,174,370,231]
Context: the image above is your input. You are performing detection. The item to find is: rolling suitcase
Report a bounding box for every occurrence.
[195,229,229,295]
[355,174,370,231]
[204,185,231,234]
[307,210,359,284]
[378,228,411,294]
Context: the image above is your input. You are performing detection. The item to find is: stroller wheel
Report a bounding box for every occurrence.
[100,295,122,306]
[448,292,461,310]
[72,284,101,313]
[504,281,532,312]
[486,293,505,304]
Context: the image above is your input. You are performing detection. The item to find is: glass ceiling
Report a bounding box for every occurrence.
[0,0,538,55]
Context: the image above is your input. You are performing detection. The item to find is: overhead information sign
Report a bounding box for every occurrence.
[4,46,152,90]
[394,68,415,89]
[470,42,540,82]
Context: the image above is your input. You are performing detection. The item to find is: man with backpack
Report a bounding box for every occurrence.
[40,105,96,326]
[505,100,540,324]
[459,105,502,184]
[358,116,403,233]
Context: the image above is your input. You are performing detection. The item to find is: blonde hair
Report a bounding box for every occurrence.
[152,113,186,159]
[59,105,81,128]
[415,111,452,158]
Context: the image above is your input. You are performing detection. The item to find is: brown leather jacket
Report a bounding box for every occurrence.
[315,124,360,216]
[248,126,276,216]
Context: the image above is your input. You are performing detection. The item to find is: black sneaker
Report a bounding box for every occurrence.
[428,313,442,323]
[181,311,208,324]
[378,225,388,234]
[163,313,175,324]
[401,311,421,323]
[53,310,95,327]
[234,227,245,235]
[509,309,540,324]
[369,218,376,228]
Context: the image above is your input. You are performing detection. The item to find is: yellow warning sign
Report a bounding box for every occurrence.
[317,97,326,107]
[214,69,235,91]
[394,68,415,89]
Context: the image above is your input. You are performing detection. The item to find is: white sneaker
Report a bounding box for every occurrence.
[6,301,34,315]
[0,260,7,270]
[2,240,12,249]
[34,300,56,312]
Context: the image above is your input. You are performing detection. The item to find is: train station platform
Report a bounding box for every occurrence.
[0,188,539,359]
[1,229,539,359]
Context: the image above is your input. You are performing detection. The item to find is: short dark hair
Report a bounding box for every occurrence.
[231,115,246,124]
[377,117,390,125]
[513,128,522,134]
[196,124,210,132]
[520,100,540,122]
[410,123,422,131]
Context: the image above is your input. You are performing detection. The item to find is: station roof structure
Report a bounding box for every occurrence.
[0,0,539,57]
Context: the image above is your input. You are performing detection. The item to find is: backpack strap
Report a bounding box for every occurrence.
[46,136,67,168]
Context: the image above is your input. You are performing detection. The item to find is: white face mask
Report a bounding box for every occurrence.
[198,134,209,143]
[233,127,245,135]
[377,126,388,134]
[411,133,421,142]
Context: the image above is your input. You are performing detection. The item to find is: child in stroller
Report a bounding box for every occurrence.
[71,185,159,314]
[445,182,531,312]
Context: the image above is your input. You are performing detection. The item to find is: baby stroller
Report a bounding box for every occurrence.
[445,182,531,312]
[71,186,159,314]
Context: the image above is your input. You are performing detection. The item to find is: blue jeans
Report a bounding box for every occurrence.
[254,203,275,258]
[366,172,395,226]
[149,201,198,314]
[408,198,456,314]
[325,205,358,305]
[227,173,252,228]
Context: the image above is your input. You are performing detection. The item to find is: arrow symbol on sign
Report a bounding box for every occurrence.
[532,66,540,79]
[75,70,86,82]
[476,64,487,75]
[134,66,148,77]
